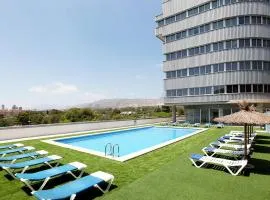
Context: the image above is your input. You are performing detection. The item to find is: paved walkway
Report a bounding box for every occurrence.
[0,118,169,141]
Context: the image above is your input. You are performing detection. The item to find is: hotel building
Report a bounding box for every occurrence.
[155,0,270,123]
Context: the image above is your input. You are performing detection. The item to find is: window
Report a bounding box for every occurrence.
[200,86,212,95]
[239,61,251,70]
[182,89,188,96]
[239,16,244,25]
[206,65,212,74]
[189,88,199,96]
[252,61,263,70]
[244,16,250,25]
[177,69,188,77]
[188,7,198,17]
[189,88,195,96]
[182,69,187,76]
[182,50,187,57]
[176,12,186,21]
[225,17,237,27]
[232,40,238,48]
[264,85,270,93]
[263,39,270,47]
[205,24,210,32]
[189,67,199,76]
[157,20,164,27]
[213,20,224,30]
[205,86,212,94]
[195,88,200,95]
[167,90,176,97]
[189,48,195,56]
[200,46,205,54]
[239,39,250,48]
[200,65,211,75]
[253,84,263,93]
[226,62,237,71]
[214,85,225,94]
[206,44,211,53]
[199,25,205,33]
[240,84,252,93]
[252,39,262,47]
[200,87,206,95]
[213,43,219,51]
[213,63,225,73]
[177,89,182,96]
[226,40,232,49]
[251,16,261,24]
[200,66,206,75]
[165,16,175,25]
[264,62,270,71]
[227,85,238,93]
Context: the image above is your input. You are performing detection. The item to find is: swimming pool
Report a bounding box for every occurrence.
[44,126,206,162]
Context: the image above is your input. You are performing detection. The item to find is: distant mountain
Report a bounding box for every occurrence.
[78,99,164,109]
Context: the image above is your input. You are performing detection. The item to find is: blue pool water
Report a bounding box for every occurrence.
[55,127,199,157]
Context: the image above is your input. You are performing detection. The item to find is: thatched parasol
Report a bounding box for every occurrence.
[214,101,270,159]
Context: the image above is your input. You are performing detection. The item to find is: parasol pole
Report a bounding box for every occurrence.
[244,123,247,159]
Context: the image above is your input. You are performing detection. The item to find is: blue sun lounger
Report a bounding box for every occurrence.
[0,150,48,164]
[16,162,87,191]
[0,155,62,179]
[0,146,35,157]
[0,143,24,150]
[32,171,114,200]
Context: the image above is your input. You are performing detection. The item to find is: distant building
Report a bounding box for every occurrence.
[1,105,4,110]
[155,0,270,123]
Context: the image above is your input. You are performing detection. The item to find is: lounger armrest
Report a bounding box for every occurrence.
[48,155,62,160]
[25,146,35,150]
[14,143,24,147]
[69,162,87,170]
[36,150,48,155]
[91,171,114,182]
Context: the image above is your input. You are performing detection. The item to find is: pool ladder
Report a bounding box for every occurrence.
[105,143,120,157]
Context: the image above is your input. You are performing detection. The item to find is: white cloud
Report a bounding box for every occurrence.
[29,82,78,95]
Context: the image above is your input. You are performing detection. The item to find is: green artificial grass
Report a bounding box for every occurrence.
[0,127,269,200]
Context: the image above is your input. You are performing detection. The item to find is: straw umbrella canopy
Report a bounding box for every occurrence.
[214,101,270,159]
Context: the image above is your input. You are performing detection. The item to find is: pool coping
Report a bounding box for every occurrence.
[42,126,208,162]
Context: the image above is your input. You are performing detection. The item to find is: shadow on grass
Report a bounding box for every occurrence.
[253,145,270,154]
[20,171,117,199]
[249,157,270,175]
[256,135,270,140]
[255,139,270,145]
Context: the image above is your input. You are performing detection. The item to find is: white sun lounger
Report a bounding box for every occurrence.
[190,154,248,176]
[210,142,251,150]
[218,137,254,144]
[15,162,87,191]
[202,147,249,158]
[229,131,257,136]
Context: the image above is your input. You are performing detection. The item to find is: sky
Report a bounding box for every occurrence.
[0,0,163,109]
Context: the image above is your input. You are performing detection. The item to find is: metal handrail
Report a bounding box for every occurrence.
[112,144,120,157]
[105,143,112,156]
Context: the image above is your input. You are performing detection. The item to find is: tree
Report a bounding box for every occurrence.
[65,108,81,122]
[161,106,171,113]
[17,112,31,125]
